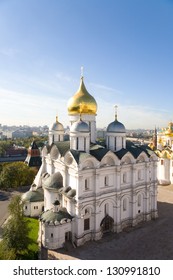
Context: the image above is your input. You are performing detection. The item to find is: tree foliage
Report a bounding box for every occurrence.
[0,242,16,260]
[0,136,48,155]
[0,162,37,189]
[1,195,30,259]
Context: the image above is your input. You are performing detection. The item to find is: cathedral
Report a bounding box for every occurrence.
[22,75,158,250]
[152,122,173,185]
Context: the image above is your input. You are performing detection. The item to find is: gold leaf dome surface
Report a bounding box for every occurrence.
[67,77,97,115]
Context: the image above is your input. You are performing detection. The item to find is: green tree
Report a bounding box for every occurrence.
[1,195,30,258]
[0,162,37,189]
[0,243,16,260]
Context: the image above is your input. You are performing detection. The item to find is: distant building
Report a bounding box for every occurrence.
[97,129,106,138]
[12,129,32,138]
[0,132,6,140]
[2,129,32,139]
[6,145,27,157]
[153,122,173,185]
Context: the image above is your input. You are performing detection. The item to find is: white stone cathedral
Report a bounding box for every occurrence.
[153,122,173,185]
[22,75,158,250]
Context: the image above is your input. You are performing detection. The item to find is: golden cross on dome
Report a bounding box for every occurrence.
[81,66,84,78]
[114,105,118,121]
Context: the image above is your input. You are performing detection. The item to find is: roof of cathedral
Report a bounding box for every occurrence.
[40,208,73,224]
[126,141,152,158]
[67,76,97,115]
[155,146,173,159]
[47,140,155,164]
[54,141,70,156]
[22,188,44,202]
[90,146,110,161]
[70,149,93,164]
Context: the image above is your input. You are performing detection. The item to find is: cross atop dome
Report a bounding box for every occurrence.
[114,105,118,121]
[81,66,84,78]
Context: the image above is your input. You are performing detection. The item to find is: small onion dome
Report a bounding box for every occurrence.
[53,199,60,206]
[43,172,63,190]
[67,76,97,115]
[50,116,64,131]
[67,189,76,198]
[70,119,89,133]
[107,119,126,133]
[64,186,72,193]
[165,122,173,135]
[22,188,44,202]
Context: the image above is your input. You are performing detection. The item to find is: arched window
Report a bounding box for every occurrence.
[85,178,89,190]
[123,198,127,211]
[138,194,141,207]
[85,208,89,215]
[123,173,127,183]
[114,137,116,150]
[76,137,79,150]
[84,218,90,231]
[138,170,142,180]
[104,176,109,186]
[104,203,109,215]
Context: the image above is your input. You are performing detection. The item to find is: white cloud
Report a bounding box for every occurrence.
[55,72,74,83]
[96,101,170,129]
[0,88,68,126]
[0,83,170,130]
[90,82,122,95]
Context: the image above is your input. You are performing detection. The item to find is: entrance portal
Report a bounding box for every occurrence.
[100,215,114,233]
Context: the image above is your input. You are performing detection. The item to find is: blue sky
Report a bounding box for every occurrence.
[0,0,173,129]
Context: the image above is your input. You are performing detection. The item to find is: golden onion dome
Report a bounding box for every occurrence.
[67,76,97,115]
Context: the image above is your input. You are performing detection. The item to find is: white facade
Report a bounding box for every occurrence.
[23,76,158,250]
[35,143,158,249]
[24,201,44,217]
[154,122,173,185]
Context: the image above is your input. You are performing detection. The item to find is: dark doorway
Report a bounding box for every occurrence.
[100,215,114,233]
[65,231,72,241]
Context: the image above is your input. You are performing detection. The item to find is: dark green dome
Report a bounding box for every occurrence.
[40,208,73,224]
[22,188,44,202]
[43,172,63,190]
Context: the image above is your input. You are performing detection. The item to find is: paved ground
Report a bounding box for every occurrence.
[48,185,173,260]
